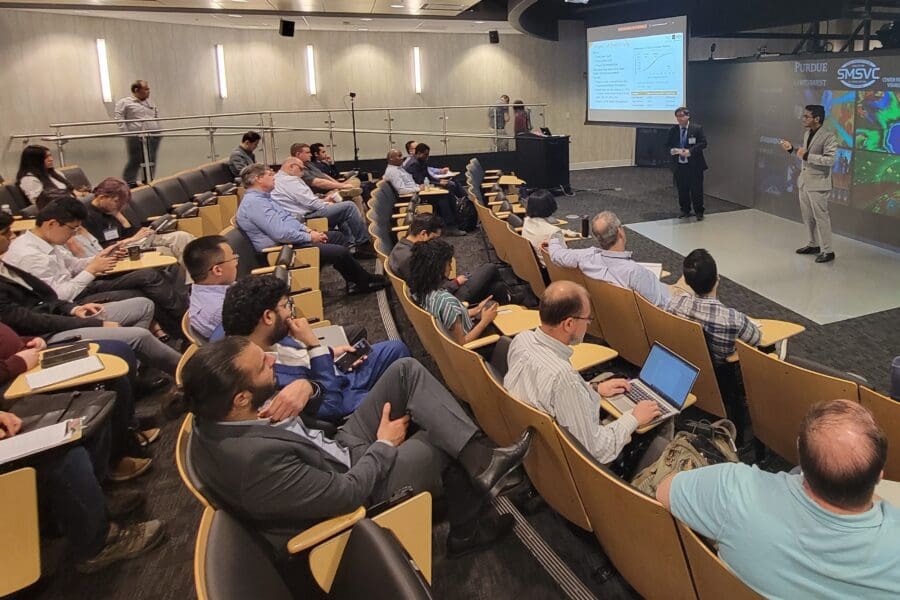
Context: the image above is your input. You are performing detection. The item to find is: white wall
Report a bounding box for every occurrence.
[0,11,634,182]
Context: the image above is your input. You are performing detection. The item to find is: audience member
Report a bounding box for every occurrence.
[389,213,506,303]
[408,239,498,345]
[512,100,532,135]
[521,189,579,266]
[547,211,674,308]
[309,142,341,179]
[403,140,450,177]
[504,281,664,464]
[489,94,510,151]
[228,131,261,178]
[383,149,465,236]
[235,164,387,295]
[0,411,165,573]
[3,197,187,338]
[114,80,161,186]
[290,142,359,195]
[403,143,466,206]
[15,144,79,203]
[220,275,410,422]
[184,337,533,556]
[657,399,900,599]
[272,157,374,256]
[82,177,194,265]
[666,249,760,363]
[185,235,238,339]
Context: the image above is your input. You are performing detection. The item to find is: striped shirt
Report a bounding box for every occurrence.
[666,294,761,364]
[504,328,639,464]
[420,289,472,334]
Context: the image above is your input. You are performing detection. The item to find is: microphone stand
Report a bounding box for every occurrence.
[349,92,359,168]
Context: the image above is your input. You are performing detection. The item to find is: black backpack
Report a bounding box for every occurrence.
[456,196,478,231]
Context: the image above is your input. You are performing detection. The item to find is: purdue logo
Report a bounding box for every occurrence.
[837,59,880,89]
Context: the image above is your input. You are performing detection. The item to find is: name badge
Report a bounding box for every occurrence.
[103,227,120,241]
[688,137,696,144]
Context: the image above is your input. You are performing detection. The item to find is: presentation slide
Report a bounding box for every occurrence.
[586,16,687,125]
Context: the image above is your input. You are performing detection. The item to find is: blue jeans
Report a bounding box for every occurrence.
[92,340,138,462]
[36,427,111,558]
[308,201,370,246]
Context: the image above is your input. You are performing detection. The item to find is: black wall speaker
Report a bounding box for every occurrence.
[488,30,499,44]
[279,19,295,37]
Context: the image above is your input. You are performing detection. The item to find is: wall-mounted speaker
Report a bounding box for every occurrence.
[488,30,499,44]
[279,19,295,37]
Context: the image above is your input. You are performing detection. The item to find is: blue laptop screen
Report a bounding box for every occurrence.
[639,343,699,408]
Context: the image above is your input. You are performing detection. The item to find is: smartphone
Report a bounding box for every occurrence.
[482,300,499,312]
[334,339,373,373]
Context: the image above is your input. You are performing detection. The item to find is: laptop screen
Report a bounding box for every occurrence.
[639,343,700,408]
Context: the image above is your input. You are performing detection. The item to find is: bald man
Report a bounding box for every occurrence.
[382,149,465,236]
[657,399,899,598]
[504,281,662,465]
[272,157,373,254]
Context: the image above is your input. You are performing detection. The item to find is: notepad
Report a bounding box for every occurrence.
[0,418,83,465]
[434,171,459,178]
[25,355,104,390]
[637,262,663,279]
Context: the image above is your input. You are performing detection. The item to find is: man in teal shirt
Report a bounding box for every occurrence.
[657,399,899,599]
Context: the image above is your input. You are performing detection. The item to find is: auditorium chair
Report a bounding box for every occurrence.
[126,185,204,238]
[581,277,651,367]
[194,503,433,600]
[0,184,32,214]
[635,294,728,418]
[736,340,860,465]
[222,226,315,278]
[471,193,512,263]
[57,164,91,190]
[557,426,697,600]
[0,467,40,596]
[540,248,605,340]
[858,385,899,479]
[676,522,763,600]
[181,313,210,347]
[492,220,546,298]
[482,362,592,530]
[175,411,218,509]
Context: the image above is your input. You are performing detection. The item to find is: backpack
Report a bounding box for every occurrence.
[631,419,739,496]
[456,195,478,231]
[402,193,421,226]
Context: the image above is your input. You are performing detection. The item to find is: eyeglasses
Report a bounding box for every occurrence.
[61,223,80,232]
[568,315,593,324]
[210,254,239,270]
[277,297,295,313]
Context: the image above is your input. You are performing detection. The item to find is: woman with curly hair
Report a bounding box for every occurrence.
[408,238,498,345]
[15,145,78,203]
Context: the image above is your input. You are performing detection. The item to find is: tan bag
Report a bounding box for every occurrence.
[631,419,739,496]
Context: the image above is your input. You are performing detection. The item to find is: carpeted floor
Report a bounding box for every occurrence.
[24,166,898,599]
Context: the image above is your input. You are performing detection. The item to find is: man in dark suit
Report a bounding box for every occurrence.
[183,337,533,558]
[665,107,708,220]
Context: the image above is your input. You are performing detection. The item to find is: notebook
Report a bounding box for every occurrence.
[26,355,104,391]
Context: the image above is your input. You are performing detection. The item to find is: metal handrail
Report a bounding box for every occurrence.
[46,103,548,129]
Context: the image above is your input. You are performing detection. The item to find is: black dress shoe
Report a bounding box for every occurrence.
[696,213,705,221]
[472,428,534,497]
[353,247,378,260]
[446,513,515,559]
[134,373,171,398]
[795,245,821,255]
[678,212,692,219]
[815,252,835,263]
[347,276,389,295]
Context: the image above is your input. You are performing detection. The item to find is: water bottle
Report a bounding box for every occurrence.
[581,215,590,238]
[1,204,11,216]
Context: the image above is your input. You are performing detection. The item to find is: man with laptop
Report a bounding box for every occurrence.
[505,281,689,466]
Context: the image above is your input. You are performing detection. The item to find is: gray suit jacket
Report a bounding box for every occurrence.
[795,127,837,192]
[190,418,397,553]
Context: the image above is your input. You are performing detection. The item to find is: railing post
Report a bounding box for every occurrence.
[207,117,217,161]
[440,109,448,155]
[268,113,278,163]
[257,113,268,166]
[55,127,67,167]
[327,111,335,158]
[385,109,394,150]
[140,133,152,184]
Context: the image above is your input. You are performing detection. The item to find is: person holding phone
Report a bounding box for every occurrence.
[408,239,499,346]
[219,275,410,423]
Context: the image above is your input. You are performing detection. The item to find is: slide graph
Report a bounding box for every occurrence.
[589,33,684,111]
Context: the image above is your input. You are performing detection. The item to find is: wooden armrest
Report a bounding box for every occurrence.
[251,266,276,275]
[261,245,287,254]
[494,211,511,219]
[287,507,366,554]
[398,194,413,200]
[484,192,499,198]
[464,334,500,350]
[289,287,313,295]
[514,226,523,233]
[391,225,409,233]
[485,169,502,175]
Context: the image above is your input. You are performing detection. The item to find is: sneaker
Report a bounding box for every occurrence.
[105,489,145,519]
[445,228,468,237]
[76,520,166,574]
[108,457,152,483]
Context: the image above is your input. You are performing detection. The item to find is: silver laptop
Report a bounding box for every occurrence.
[607,343,699,424]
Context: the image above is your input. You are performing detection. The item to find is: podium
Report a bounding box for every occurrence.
[515,134,570,191]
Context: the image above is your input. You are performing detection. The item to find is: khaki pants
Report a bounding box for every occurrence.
[798,187,833,253]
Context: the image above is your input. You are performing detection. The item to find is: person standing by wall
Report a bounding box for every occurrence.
[489,94,511,151]
[114,80,161,187]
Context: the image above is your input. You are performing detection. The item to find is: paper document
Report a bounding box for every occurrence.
[434,171,459,179]
[314,325,350,349]
[637,262,663,279]
[0,418,82,465]
[26,355,104,390]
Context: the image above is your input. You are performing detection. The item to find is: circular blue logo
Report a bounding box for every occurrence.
[837,59,880,89]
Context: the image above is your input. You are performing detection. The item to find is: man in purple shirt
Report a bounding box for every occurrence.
[236,164,387,295]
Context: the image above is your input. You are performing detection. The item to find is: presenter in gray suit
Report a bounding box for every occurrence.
[183,337,533,559]
[780,104,837,263]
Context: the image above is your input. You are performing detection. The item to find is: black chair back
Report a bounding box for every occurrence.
[1,185,31,213]
[153,178,191,209]
[224,227,266,278]
[128,186,170,223]
[178,170,212,197]
[200,162,234,187]
[58,166,91,190]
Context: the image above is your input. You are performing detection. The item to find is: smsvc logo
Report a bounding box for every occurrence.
[837,59,880,89]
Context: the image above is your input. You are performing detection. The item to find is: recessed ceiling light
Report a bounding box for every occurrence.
[361,17,373,21]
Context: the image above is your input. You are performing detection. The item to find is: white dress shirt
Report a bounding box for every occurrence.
[3,230,94,301]
[271,170,328,218]
[114,96,160,132]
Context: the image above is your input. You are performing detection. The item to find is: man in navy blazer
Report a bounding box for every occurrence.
[665,107,708,220]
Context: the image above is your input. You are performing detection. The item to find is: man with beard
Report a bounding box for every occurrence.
[504,281,663,465]
[220,275,409,423]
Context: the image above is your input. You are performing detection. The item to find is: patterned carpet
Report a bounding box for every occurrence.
[27,166,897,599]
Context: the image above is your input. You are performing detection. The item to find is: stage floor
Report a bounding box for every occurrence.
[626,209,900,325]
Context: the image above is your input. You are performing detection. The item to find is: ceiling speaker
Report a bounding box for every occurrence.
[279,19,295,37]
[489,30,499,44]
